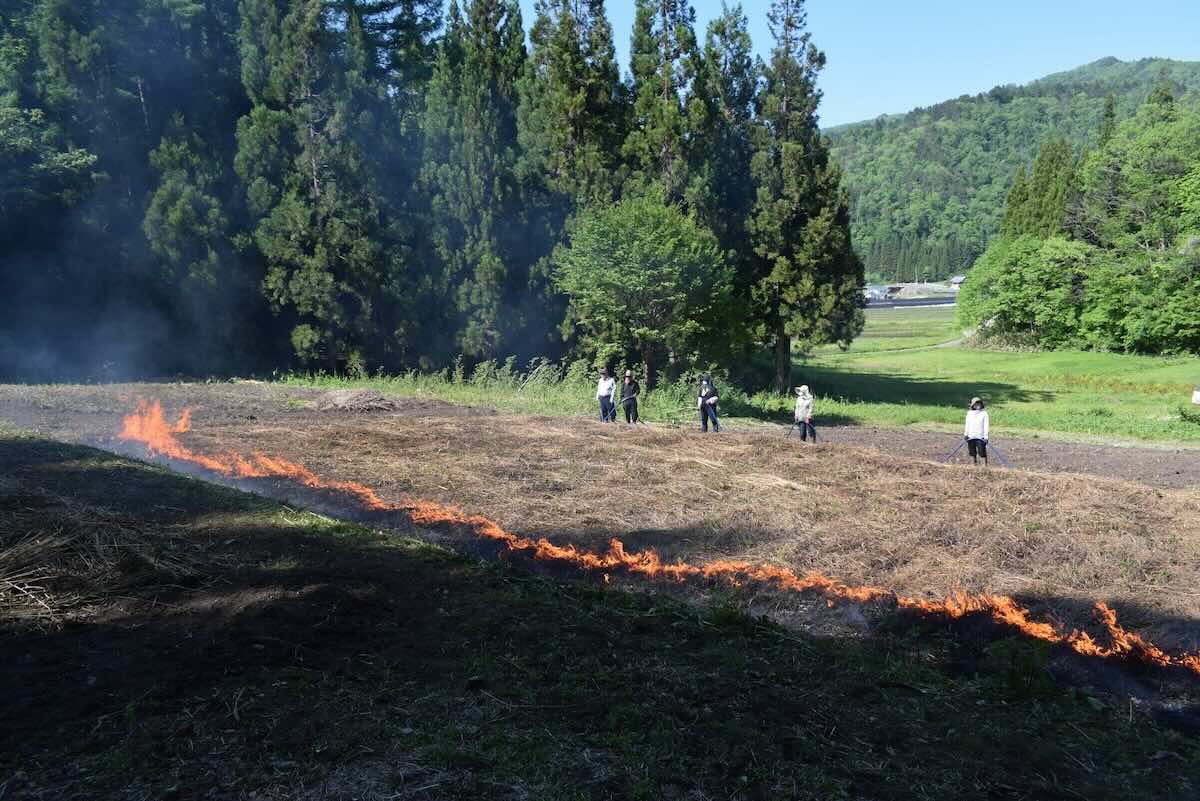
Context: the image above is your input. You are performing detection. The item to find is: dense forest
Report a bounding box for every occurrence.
[829,57,1200,282]
[958,85,1200,354]
[0,0,863,388]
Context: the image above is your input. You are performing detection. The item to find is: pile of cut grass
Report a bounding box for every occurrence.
[0,472,206,627]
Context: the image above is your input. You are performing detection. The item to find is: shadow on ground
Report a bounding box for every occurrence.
[793,364,1055,408]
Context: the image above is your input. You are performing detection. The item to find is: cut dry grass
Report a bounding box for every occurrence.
[188,411,1200,648]
[0,479,206,627]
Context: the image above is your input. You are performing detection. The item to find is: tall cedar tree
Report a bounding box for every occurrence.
[748,0,863,392]
[236,0,408,371]
[623,0,700,199]
[421,0,531,362]
[517,0,623,205]
[0,0,261,377]
[687,4,756,336]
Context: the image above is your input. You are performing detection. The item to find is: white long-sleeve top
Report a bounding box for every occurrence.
[964,409,990,440]
[794,393,813,421]
[596,377,616,401]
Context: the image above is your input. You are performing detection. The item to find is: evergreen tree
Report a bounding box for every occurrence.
[235,0,411,371]
[747,0,863,392]
[688,3,756,264]
[622,0,699,199]
[421,0,532,361]
[517,0,622,204]
[1001,166,1029,238]
[1098,93,1117,147]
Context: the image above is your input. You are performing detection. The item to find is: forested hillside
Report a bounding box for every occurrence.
[828,57,1200,281]
[958,85,1200,355]
[0,0,862,387]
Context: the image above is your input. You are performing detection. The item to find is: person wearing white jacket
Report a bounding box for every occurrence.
[964,396,990,465]
[794,385,816,442]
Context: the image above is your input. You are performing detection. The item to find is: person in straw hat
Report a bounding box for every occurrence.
[964,396,990,465]
[793,385,816,441]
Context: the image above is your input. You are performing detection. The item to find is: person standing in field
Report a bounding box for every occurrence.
[794,385,816,441]
[596,368,616,422]
[964,396,989,465]
[619,369,641,424]
[698,376,721,433]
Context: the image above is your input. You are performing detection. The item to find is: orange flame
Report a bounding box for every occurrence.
[118,400,1200,677]
[118,400,389,509]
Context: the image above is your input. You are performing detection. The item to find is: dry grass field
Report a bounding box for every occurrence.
[3,382,1199,649]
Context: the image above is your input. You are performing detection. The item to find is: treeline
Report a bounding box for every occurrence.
[0,0,862,390]
[959,86,1200,354]
[828,57,1200,282]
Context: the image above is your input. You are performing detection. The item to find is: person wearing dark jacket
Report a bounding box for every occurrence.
[698,376,721,433]
[619,370,641,423]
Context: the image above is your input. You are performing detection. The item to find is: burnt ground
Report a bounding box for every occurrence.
[3,433,1200,800]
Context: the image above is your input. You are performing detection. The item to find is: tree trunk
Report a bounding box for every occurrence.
[643,346,656,392]
[774,321,791,394]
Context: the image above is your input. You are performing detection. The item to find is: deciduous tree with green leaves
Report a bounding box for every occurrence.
[554,189,732,388]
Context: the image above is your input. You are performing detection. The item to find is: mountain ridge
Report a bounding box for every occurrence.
[825,57,1200,280]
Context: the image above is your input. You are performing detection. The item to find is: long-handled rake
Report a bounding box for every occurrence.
[943,439,967,462]
[618,395,648,425]
[944,438,1012,468]
[987,441,1013,468]
[785,420,817,441]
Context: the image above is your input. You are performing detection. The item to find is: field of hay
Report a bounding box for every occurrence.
[2,381,1198,651]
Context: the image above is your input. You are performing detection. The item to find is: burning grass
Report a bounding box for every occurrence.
[117,399,1200,675]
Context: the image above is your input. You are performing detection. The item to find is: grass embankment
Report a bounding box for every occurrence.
[2,430,1199,799]
[805,305,1200,442]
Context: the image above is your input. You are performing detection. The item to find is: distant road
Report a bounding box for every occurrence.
[867,297,956,309]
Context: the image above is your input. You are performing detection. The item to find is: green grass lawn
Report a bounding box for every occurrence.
[802,306,1200,443]
[813,305,964,354]
[4,430,1199,799]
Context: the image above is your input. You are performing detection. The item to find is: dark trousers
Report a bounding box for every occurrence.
[622,398,639,423]
[599,397,615,422]
[797,419,816,441]
[700,404,720,432]
[967,438,987,460]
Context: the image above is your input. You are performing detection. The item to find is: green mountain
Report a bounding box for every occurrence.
[827,57,1200,282]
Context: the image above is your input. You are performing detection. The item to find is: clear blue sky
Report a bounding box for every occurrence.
[516,0,1200,127]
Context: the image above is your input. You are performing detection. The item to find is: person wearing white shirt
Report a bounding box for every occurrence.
[793,384,815,442]
[596,368,617,422]
[964,396,990,465]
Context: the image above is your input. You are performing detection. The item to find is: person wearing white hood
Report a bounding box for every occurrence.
[964,396,989,465]
[596,368,617,422]
[793,385,816,442]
